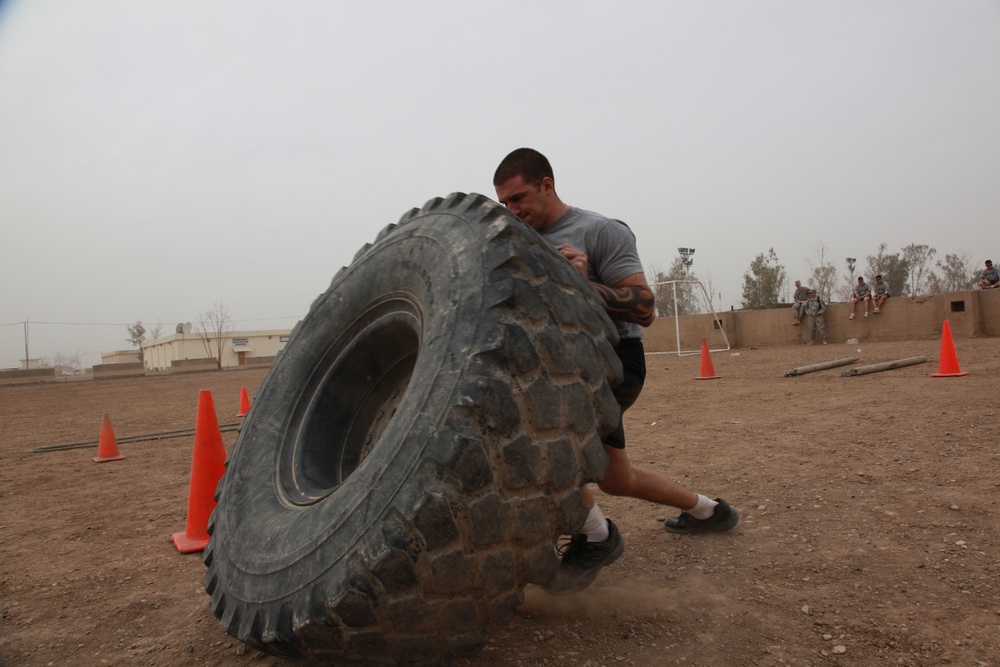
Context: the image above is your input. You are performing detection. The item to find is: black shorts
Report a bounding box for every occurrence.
[605,338,646,449]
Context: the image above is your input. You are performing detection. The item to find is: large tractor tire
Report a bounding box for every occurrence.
[203,193,622,665]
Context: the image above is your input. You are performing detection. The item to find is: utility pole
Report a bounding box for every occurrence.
[846,257,857,282]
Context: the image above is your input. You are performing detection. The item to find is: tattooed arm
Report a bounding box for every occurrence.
[559,244,655,326]
[591,274,656,327]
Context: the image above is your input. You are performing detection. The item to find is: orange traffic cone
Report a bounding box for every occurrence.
[695,338,720,380]
[237,385,250,417]
[93,412,126,463]
[930,320,968,377]
[172,390,227,553]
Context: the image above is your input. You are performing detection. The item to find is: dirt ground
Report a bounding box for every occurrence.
[2,337,998,667]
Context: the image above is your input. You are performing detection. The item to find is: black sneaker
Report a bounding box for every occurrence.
[541,519,625,595]
[664,498,739,535]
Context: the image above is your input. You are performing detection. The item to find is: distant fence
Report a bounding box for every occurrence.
[644,288,999,352]
[1,356,276,386]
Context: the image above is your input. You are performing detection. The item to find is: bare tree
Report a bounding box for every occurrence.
[901,243,937,296]
[197,302,234,370]
[927,252,976,293]
[702,273,718,312]
[54,350,84,369]
[148,320,164,341]
[806,242,838,303]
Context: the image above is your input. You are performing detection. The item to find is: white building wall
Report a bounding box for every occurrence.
[141,329,291,371]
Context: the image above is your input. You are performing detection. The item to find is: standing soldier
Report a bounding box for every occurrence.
[805,288,828,345]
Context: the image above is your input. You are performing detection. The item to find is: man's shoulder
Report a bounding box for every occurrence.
[554,207,636,244]
[563,206,625,228]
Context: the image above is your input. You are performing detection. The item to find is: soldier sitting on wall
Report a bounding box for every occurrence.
[978,259,999,289]
[872,275,890,312]
[849,276,873,320]
[791,280,810,326]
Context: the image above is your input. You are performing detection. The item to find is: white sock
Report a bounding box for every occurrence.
[688,494,718,520]
[581,503,610,542]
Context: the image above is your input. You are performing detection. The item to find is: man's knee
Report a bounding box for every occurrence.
[596,474,630,496]
[596,457,635,496]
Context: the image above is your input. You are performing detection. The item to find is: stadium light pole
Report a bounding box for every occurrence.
[678,247,695,275]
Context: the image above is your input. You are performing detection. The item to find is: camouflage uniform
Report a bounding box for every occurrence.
[805,293,827,343]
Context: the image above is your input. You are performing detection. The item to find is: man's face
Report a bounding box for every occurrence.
[495,175,556,231]
[875,277,883,283]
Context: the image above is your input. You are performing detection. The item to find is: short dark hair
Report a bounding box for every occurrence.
[987,259,994,266]
[858,276,865,281]
[494,148,554,188]
[875,274,882,280]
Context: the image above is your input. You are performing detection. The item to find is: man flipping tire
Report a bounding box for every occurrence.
[494,148,740,595]
[205,193,624,665]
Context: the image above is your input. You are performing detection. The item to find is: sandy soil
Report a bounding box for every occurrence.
[2,338,998,667]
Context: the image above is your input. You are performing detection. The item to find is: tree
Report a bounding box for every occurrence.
[901,243,937,296]
[197,302,234,370]
[702,273,719,312]
[53,351,83,369]
[650,256,699,317]
[806,242,838,303]
[741,248,785,310]
[127,321,146,367]
[927,252,976,293]
[865,243,910,297]
[147,321,164,341]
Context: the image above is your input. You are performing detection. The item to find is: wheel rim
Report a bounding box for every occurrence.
[279,299,421,505]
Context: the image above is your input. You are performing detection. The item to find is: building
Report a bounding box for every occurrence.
[101,350,142,364]
[141,329,291,371]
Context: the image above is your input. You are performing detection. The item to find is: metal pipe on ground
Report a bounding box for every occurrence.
[784,357,859,377]
[30,423,242,454]
[840,356,928,377]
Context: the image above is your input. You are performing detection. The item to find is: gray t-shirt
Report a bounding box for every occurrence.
[539,206,646,340]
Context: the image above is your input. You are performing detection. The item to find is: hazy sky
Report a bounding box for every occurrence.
[2,1,998,368]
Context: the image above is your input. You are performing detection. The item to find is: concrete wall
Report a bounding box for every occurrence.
[92,362,144,379]
[0,367,57,385]
[644,288,1000,352]
[170,358,221,373]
